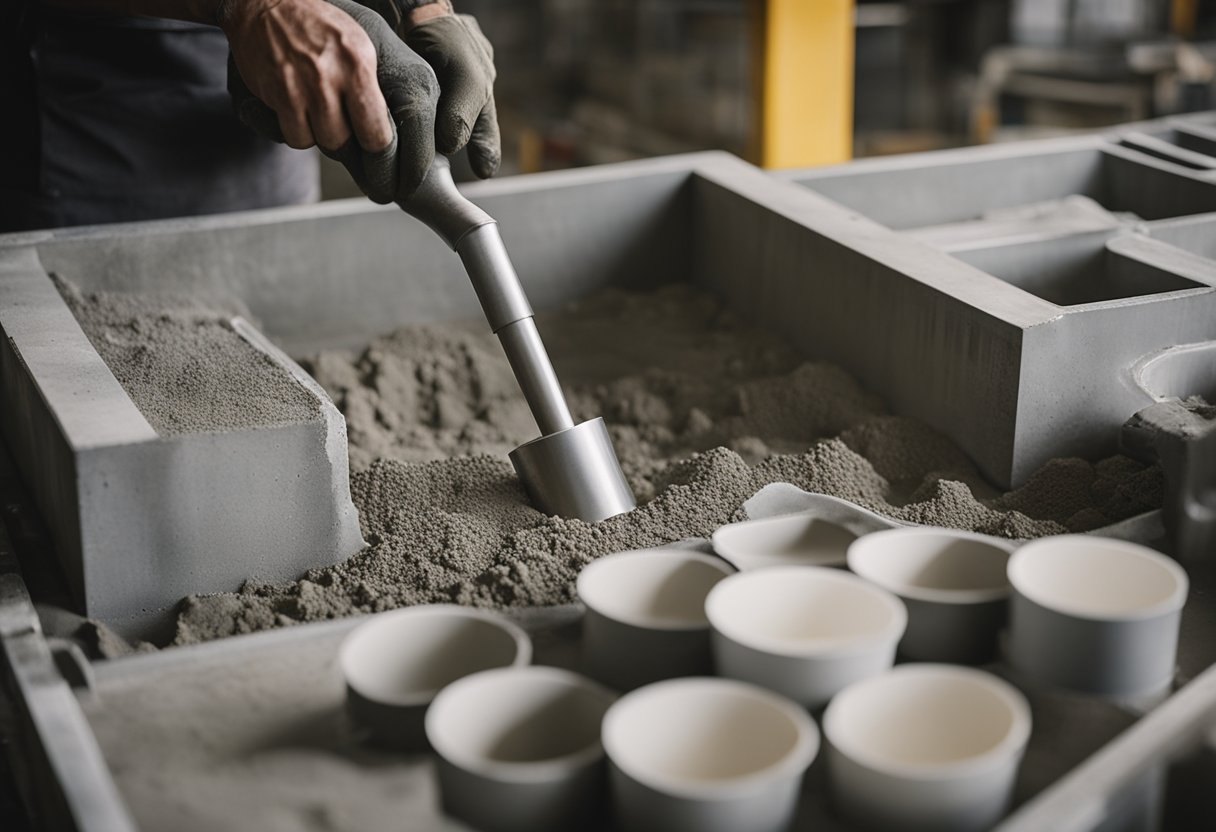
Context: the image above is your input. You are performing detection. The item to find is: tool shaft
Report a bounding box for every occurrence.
[454,211,574,436]
[497,317,575,435]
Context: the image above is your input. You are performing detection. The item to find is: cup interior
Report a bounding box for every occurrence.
[706,566,905,655]
[341,607,529,706]
[825,666,1030,776]
[603,678,818,795]
[848,529,1012,603]
[578,548,734,629]
[427,668,614,774]
[713,514,858,568]
[1009,536,1188,620]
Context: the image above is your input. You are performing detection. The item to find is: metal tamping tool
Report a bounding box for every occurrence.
[398,158,636,523]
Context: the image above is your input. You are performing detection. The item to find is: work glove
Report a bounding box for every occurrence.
[228,0,440,203]
[402,12,500,179]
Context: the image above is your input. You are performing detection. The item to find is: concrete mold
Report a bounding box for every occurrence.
[2,129,1215,633]
[778,114,1216,488]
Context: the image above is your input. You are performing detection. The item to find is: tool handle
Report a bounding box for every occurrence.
[399,158,575,436]
[396,156,495,249]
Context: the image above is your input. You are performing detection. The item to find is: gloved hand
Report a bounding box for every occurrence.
[226,0,440,202]
[403,12,500,179]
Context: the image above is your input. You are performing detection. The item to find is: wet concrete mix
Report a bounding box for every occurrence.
[59,280,1163,647]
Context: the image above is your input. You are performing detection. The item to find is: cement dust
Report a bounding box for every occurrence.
[171,285,1162,645]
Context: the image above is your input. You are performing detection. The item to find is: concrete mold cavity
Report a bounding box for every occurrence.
[1117,124,1216,172]
[954,232,1209,307]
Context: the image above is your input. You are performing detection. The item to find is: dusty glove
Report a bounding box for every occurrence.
[404,12,500,179]
[227,0,440,202]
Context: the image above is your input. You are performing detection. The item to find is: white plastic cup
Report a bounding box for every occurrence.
[847,528,1014,664]
[1007,535,1188,699]
[705,566,906,708]
[425,666,616,832]
[602,677,820,832]
[824,664,1031,832]
[577,548,735,691]
[340,605,531,750]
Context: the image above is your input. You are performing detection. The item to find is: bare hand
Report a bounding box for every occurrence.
[221,0,393,152]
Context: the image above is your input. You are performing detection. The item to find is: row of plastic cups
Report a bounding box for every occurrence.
[579,545,921,707]
[605,664,1032,832]
[377,656,1028,832]
[581,528,1189,704]
[854,529,1188,701]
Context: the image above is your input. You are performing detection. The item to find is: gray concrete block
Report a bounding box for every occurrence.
[0,248,365,638]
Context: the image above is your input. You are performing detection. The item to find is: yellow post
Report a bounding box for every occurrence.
[1171,0,1198,38]
[751,0,855,169]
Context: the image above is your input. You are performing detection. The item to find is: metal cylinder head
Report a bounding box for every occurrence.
[510,418,637,523]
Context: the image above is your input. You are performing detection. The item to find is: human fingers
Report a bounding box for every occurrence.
[466,94,500,179]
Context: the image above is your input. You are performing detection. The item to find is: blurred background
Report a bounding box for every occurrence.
[323,0,1216,195]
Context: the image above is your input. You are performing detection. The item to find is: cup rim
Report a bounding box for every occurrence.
[823,664,1032,781]
[339,605,532,707]
[847,527,1015,605]
[1008,535,1189,622]
[602,676,820,799]
[425,666,616,783]
[577,547,736,632]
[705,565,907,657]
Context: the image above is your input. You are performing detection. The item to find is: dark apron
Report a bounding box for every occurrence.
[0,9,319,232]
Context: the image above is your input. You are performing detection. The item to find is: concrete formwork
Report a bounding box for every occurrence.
[778,116,1216,487]
[3,134,1215,631]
